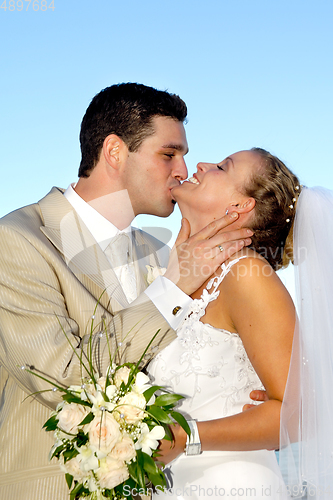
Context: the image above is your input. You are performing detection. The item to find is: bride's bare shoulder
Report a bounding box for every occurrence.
[226,248,273,277]
[222,247,290,300]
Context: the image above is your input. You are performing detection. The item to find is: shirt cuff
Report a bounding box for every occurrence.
[144,276,192,330]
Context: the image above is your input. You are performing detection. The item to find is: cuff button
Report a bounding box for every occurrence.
[172,306,182,316]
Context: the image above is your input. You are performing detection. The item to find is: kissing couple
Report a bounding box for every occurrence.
[0,83,331,499]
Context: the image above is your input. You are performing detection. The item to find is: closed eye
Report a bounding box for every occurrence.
[217,164,224,170]
[165,153,175,159]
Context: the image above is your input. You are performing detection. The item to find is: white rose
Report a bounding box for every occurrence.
[114,366,131,388]
[117,392,146,424]
[57,403,88,435]
[146,265,167,285]
[97,456,129,490]
[110,434,136,463]
[87,413,121,455]
[61,456,86,481]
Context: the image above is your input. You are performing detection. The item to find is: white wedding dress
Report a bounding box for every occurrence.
[148,258,287,499]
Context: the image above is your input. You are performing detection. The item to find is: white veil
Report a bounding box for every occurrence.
[280,186,333,498]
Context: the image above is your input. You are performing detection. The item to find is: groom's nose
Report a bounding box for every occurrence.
[172,157,188,181]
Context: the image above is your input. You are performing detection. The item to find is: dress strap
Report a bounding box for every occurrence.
[176,256,249,336]
[206,255,249,297]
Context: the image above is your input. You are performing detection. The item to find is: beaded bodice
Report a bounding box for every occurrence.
[148,257,264,421]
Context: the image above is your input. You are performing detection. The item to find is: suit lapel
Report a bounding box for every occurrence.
[131,229,164,296]
[38,188,130,313]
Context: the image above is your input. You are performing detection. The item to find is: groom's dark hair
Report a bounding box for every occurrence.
[78,83,187,177]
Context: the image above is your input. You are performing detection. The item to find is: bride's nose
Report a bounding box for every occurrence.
[196,162,215,173]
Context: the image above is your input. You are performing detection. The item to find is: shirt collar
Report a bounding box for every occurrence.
[63,183,132,251]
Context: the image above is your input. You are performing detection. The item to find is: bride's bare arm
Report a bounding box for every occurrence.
[158,257,295,463]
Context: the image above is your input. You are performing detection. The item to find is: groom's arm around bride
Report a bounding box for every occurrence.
[0,83,252,500]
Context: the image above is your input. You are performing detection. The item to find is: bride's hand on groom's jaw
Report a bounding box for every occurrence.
[242,390,269,411]
[164,213,253,296]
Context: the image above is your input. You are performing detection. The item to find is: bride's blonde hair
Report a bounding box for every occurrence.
[243,148,301,271]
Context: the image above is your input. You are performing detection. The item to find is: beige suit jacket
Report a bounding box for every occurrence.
[0,187,176,499]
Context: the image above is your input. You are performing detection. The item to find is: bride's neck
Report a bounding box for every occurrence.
[184,213,244,237]
[183,215,215,236]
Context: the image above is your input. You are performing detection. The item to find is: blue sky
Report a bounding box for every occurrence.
[1,0,332,293]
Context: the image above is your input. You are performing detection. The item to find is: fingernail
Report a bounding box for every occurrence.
[247,229,254,235]
[245,238,252,245]
[230,212,238,219]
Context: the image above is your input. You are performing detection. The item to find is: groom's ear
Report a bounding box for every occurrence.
[103,134,127,170]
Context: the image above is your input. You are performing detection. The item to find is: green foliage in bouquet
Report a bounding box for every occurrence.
[23,308,190,500]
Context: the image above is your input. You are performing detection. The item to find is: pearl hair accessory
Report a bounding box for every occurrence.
[286,186,302,222]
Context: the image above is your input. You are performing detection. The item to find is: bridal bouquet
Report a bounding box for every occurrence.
[24,317,189,500]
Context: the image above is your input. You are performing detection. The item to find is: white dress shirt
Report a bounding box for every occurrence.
[64,184,192,329]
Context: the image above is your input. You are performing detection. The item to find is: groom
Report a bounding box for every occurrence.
[0,83,252,499]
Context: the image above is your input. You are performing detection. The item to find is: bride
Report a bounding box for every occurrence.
[148,148,299,499]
